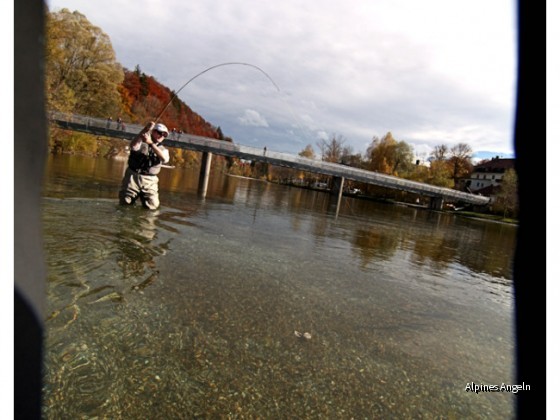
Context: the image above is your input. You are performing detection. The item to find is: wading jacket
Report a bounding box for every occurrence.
[128,142,168,176]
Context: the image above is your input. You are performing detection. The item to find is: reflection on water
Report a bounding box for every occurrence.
[41,156,517,418]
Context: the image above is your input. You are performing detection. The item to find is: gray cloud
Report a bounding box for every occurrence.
[238,110,269,127]
[46,0,517,157]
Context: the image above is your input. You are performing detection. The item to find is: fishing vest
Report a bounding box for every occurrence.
[128,143,163,175]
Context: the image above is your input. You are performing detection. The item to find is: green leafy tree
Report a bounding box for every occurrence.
[45,8,124,116]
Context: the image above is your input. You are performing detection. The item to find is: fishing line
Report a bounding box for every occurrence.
[154,61,313,151]
[154,62,281,123]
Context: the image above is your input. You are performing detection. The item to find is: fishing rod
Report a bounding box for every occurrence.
[154,62,281,123]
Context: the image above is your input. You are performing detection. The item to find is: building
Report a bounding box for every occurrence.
[465,157,515,193]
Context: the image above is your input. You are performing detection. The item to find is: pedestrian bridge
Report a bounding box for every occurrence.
[49,112,490,209]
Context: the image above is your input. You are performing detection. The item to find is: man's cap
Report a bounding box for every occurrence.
[154,123,169,137]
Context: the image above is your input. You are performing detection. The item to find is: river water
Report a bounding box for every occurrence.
[40,155,518,419]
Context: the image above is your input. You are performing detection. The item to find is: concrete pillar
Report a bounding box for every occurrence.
[331,176,344,196]
[198,151,213,197]
[429,196,444,210]
[331,176,345,217]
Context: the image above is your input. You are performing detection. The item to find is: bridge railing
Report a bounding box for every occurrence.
[166,135,489,204]
[168,135,469,199]
[48,111,145,136]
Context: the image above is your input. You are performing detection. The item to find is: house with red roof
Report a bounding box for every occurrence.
[464,157,515,196]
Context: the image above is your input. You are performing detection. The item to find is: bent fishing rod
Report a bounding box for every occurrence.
[154,62,281,124]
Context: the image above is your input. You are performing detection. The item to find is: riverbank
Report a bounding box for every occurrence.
[274,180,517,225]
[382,199,517,226]
[452,211,518,225]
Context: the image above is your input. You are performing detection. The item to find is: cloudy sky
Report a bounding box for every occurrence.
[46,0,517,160]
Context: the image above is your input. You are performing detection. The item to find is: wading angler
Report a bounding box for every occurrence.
[119,121,170,210]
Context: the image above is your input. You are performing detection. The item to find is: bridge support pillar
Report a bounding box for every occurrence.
[331,176,345,217]
[198,152,213,197]
[429,197,444,210]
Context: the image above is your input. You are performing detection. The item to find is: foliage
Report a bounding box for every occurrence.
[45,8,226,151]
[493,168,519,218]
[168,148,200,168]
[425,160,454,188]
[448,143,473,187]
[424,143,473,189]
[44,7,231,164]
[121,69,222,139]
[405,164,430,183]
[298,144,316,160]
[45,8,124,117]
[365,132,414,176]
[49,128,99,155]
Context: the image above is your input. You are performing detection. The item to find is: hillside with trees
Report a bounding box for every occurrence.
[45,8,230,166]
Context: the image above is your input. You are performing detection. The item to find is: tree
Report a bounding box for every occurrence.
[426,160,454,188]
[496,168,518,218]
[45,8,124,116]
[365,132,414,176]
[425,142,473,188]
[391,141,415,175]
[430,144,448,161]
[448,143,473,188]
[298,144,315,159]
[340,150,364,168]
[317,134,346,163]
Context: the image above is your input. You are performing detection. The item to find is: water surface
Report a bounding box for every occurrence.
[41,155,517,418]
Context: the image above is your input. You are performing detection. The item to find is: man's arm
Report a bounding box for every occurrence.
[130,121,155,150]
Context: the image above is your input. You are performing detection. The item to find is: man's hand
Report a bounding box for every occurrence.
[143,132,153,144]
[131,121,156,148]
[143,121,156,144]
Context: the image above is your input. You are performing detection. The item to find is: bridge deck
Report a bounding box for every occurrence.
[49,112,490,206]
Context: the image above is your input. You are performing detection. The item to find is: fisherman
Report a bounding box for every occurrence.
[119,121,170,210]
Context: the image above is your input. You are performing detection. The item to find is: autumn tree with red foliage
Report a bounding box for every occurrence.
[120,67,223,140]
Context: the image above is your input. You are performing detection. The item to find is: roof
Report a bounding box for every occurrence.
[473,158,515,173]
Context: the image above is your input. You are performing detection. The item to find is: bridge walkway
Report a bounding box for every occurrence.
[49,112,490,208]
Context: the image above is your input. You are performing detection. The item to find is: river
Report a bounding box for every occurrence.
[40,154,518,418]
